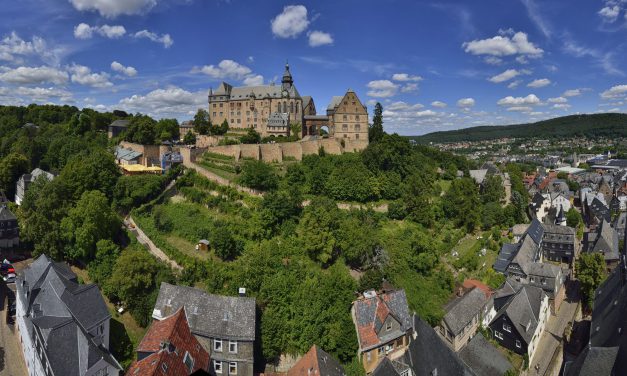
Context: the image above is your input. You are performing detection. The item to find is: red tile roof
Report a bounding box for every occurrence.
[462,279,492,298]
[287,345,344,376]
[126,308,210,376]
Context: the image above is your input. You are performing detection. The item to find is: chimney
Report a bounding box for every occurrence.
[456,287,464,297]
[239,287,246,297]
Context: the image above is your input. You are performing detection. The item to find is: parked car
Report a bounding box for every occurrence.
[3,273,15,283]
[0,262,14,276]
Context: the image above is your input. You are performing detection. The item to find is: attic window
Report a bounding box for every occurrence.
[184,351,195,373]
[386,322,392,331]
[161,363,168,372]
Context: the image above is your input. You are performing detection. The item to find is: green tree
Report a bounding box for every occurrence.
[210,222,241,260]
[88,239,121,285]
[404,173,435,227]
[238,160,278,191]
[183,131,196,145]
[566,208,582,228]
[155,118,179,141]
[260,188,302,236]
[240,128,261,144]
[125,115,158,144]
[481,175,505,204]
[193,109,210,135]
[60,190,120,261]
[297,197,341,264]
[368,102,384,143]
[60,150,121,200]
[0,152,29,199]
[577,253,607,307]
[442,178,481,232]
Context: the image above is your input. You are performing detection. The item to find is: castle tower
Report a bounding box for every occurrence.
[281,62,293,91]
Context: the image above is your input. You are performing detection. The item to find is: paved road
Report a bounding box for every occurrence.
[0,283,27,376]
[524,284,580,376]
[125,216,183,271]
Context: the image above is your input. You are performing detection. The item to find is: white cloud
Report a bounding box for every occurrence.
[271,5,309,38]
[307,31,333,47]
[563,89,583,97]
[599,5,620,22]
[392,73,423,82]
[415,110,438,117]
[133,30,173,48]
[507,80,521,89]
[400,83,418,93]
[516,55,529,64]
[484,56,503,65]
[111,61,137,76]
[0,66,68,84]
[463,31,543,57]
[527,78,551,88]
[506,106,533,112]
[600,84,627,99]
[243,74,264,86]
[4,86,73,101]
[387,101,424,111]
[75,23,126,39]
[488,69,522,83]
[366,80,398,98]
[553,103,571,110]
[195,60,253,80]
[0,32,50,63]
[431,101,447,108]
[548,97,567,103]
[497,94,541,106]
[69,64,112,88]
[118,86,205,117]
[69,0,157,18]
[457,97,475,107]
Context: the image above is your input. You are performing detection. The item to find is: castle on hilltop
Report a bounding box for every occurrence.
[208,63,369,143]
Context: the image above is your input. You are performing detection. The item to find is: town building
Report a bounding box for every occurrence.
[127,307,211,376]
[286,345,345,376]
[437,285,493,352]
[351,288,413,374]
[15,168,54,205]
[179,120,194,141]
[541,223,577,264]
[15,254,122,376]
[152,283,256,376]
[586,219,620,270]
[108,119,130,138]
[458,334,513,376]
[0,204,19,249]
[489,285,549,364]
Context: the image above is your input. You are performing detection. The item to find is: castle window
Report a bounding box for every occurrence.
[342,124,348,131]
[356,134,359,140]
[213,104,217,108]
[355,115,360,120]
[296,106,299,114]
[219,103,223,108]
[343,115,347,120]
[355,124,360,131]
[213,112,217,117]
[290,102,294,113]
[277,103,280,112]
[283,101,287,113]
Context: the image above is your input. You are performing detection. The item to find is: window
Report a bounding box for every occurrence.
[342,124,348,131]
[184,351,195,373]
[541,278,546,285]
[494,331,503,340]
[229,341,238,353]
[503,323,511,332]
[385,344,393,353]
[356,134,360,140]
[219,112,223,116]
[214,339,223,352]
[355,115,360,120]
[214,361,223,374]
[219,103,223,108]
[354,124,360,131]
[386,321,392,331]
[95,369,108,376]
[378,347,385,355]
[366,352,371,362]
[161,363,168,372]
[213,112,217,117]
[290,102,294,113]
[229,362,237,375]
[343,115,348,120]
[515,340,521,348]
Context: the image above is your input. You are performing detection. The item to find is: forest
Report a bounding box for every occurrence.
[0,104,528,373]
[411,113,627,143]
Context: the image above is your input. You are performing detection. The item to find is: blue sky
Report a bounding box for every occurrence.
[1,0,626,135]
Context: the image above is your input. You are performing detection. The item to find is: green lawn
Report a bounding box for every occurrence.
[165,234,210,261]
[436,179,452,194]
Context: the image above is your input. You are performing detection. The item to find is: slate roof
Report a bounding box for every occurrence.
[493,285,545,345]
[458,334,512,376]
[128,308,211,376]
[352,289,413,351]
[326,96,344,111]
[512,234,540,271]
[589,220,620,261]
[401,315,475,376]
[115,146,142,161]
[493,243,519,273]
[0,205,16,221]
[511,224,530,237]
[525,262,560,278]
[468,169,488,185]
[442,287,489,336]
[109,119,130,128]
[590,266,627,348]
[526,219,545,246]
[287,345,345,376]
[589,197,611,223]
[563,346,619,376]
[153,282,256,341]
[212,80,301,100]
[16,254,120,376]
[371,358,412,376]
[302,96,313,109]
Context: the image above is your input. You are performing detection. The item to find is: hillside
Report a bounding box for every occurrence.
[411,113,627,144]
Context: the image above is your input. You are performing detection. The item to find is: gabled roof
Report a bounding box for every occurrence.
[326,96,344,111]
[0,205,16,221]
[352,289,413,351]
[563,346,619,376]
[511,234,540,272]
[493,286,546,344]
[525,262,561,278]
[590,220,620,261]
[371,357,412,376]
[526,219,545,246]
[287,345,345,376]
[468,169,488,185]
[109,119,130,128]
[458,334,512,376]
[153,282,256,341]
[402,315,475,376]
[128,308,211,376]
[442,288,489,336]
[589,197,611,223]
[16,254,120,376]
[590,265,627,348]
[494,243,519,273]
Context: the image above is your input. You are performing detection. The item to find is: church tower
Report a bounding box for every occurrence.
[281,62,293,92]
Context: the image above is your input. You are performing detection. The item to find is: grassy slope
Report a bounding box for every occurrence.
[411,113,627,143]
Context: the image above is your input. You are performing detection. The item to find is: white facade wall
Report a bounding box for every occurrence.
[16,287,45,376]
[528,294,550,363]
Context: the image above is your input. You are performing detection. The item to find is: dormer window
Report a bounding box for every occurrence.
[214,339,223,352]
[386,322,392,331]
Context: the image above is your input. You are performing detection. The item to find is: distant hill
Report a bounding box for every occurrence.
[410,113,627,144]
